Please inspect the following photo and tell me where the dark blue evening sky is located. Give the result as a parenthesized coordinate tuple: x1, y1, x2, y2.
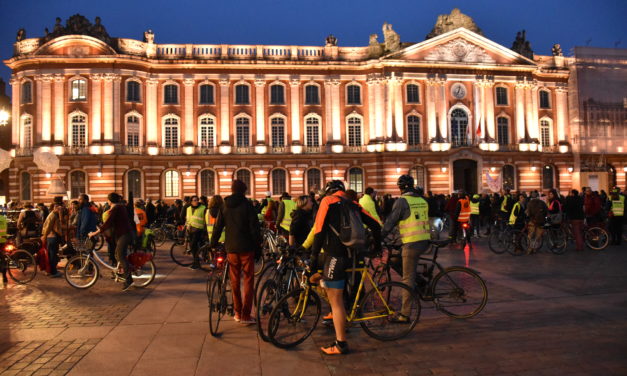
(1, 0, 626, 93)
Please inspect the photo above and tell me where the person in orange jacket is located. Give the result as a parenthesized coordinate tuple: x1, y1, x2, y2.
(134, 201, 148, 237)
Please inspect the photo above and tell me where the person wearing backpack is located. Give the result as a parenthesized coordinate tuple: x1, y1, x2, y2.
(309, 180, 382, 355)
(381, 175, 430, 322)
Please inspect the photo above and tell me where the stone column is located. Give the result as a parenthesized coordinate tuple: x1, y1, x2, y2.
(53, 74, 65, 144)
(484, 80, 495, 140)
(145, 78, 159, 145)
(90, 74, 102, 143)
(524, 84, 534, 140)
(555, 85, 567, 143)
(366, 76, 376, 143)
(35, 75, 43, 144)
(324, 80, 333, 142)
(10, 77, 19, 148)
(374, 78, 384, 140)
(41, 74, 52, 143)
(425, 78, 438, 141)
(515, 82, 526, 141)
(331, 80, 341, 143)
(530, 84, 540, 140)
(112, 75, 121, 144)
(103, 74, 114, 143)
(219, 78, 230, 145)
(437, 77, 448, 140)
(254, 79, 266, 147)
(183, 78, 195, 146)
(290, 79, 301, 146)
(393, 76, 404, 139)
(473, 81, 483, 140)
(385, 78, 394, 140)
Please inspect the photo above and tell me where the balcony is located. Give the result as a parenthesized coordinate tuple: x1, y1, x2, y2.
(269, 146, 287, 154)
(233, 146, 253, 154)
(196, 146, 217, 155)
(303, 145, 324, 154)
(497, 144, 520, 152)
(65, 146, 89, 155)
(345, 145, 367, 153)
(122, 146, 144, 155)
(15, 148, 33, 157)
(159, 147, 182, 156)
(406, 144, 429, 152)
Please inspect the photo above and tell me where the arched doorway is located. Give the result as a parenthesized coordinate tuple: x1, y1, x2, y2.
(453, 159, 478, 194)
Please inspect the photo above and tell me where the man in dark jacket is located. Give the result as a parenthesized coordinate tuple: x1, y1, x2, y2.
(145, 199, 156, 226)
(76, 194, 98, 240)
(210, 180, 262, 325)
(564, 189, 585, 251)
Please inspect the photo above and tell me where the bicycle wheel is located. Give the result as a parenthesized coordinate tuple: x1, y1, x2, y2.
(131, 260, 156, 287)
(170, 242, 193, 267)
(254, 263, 277, 307)
(432, 267, 488, 319)
(505, 230, 526, 256)
(267, 287, 321, 349)
(94, 234, 105, 251)
(254, 255, 265, 276)
(547, 228, 567, 255)
(153, 228, 167, 247)
(488, 231, 507, 254)
(358, 281, 420, 341)
(585, 227, 609, 251)
(7, 250, 37, 284)
(256, 279, 281, 342)
(145, 238, 157, 257)
(208, 276, 227, 337)
(64, 255, 99, 289)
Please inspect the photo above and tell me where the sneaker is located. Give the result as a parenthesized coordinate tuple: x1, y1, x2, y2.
(322, 312, 333, 326)
(321, 340, 349, 355)
(388, 313, 410, 324)
(189, 263, 201, 270)
(240, 317, 256, 325)
(122, 279, 133, 291)
(49, 272, 62, 278)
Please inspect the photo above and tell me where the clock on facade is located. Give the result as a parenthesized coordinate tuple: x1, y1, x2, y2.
(451, 83, 467, 99)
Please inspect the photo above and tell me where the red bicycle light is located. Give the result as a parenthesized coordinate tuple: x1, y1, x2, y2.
(5, 244, 15, 252)
(216, 256, 224, 263)
(462, 223, 469, 229)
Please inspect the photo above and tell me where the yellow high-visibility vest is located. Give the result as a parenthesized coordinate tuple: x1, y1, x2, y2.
(0, 215, 7, 244)
(205, 211, 225, 242)
(470, 201, 480, 215)
(359, 194, 381, 224)
(509, 202, 521, 225)
(279, 199, 297, 231)
(186, 205, 206, 230)
(611, 196, 625, 217)
(398, 196, 430, 244)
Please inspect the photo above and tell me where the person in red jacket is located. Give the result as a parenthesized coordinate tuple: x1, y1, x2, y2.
(583, 188, 603, 227)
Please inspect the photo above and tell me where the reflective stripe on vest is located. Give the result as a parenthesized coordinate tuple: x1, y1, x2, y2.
(458, 199, 471, 222)
(186, 205, 206, 229)
(398, 196, 430, 244)
(280, 199, 297, 231)
(206, 214, 225, 242)
(509, 202, 521, 225)
(470, 201, 480, 215)
(0, 215, 7, 244)
(611, 196, 625, 216)
(500, 195, 510, 212)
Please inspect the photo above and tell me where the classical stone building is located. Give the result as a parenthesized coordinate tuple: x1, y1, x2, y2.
(4, 10, 590, 202)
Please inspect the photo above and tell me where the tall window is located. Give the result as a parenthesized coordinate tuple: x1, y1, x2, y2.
(347, 116, 362, 147)
(542, 165, 555, 189)
(502, 165, 515, 191)
(70, 79, 87, 101)
(450, 109, 468, 147)
(126, 115, 140, 147)
(200, 170, 216, 196)
(348, 167, 364, 193)
(305, 85, 319, 105)
(235, 169, 251, 194)
(199, 84, 214, 105)
(235, 84, 249, 104)
(346, 84, 361, 105)
(71, 114, 86, 147)
(271, 169, 287, 195)
(407, 115, 421, 145)
(164, 84, 178, 104)
(540, 119, 552, 147)
(199, 116, 215, 148)
(271, 117, 285, 147)
(164, 117, 179, 148)
(409, 166, 426, 189)
(126, 81, 141, 102)
(164, 170, 180, 197)
(22, 116, 32, 148)
(21, 81, 32, 104)
(495, 87, 508, 105)
(306, 168, 321, 193)
(539, 90, 551, 109)
(305, 117, 320, 146)
(406, 84, 419, 103)
(236, 117, 250, 147)
(497, 117, 509, 145)
(70, 171, 86, 199)
(270, 84, 285, 105)
(127, 170, 142, 199)
(20, 172, 31, 201)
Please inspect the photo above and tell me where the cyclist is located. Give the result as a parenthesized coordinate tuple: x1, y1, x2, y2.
(381, 175, 430, 321)
(134, 200, 148, 238)
(525, 193, 548, 254)
(206, 195, 225, 244)
(469, 194, 481, 237)
(500, 189, 514, 221)
(276, 192, 296, 238)
(76, 194, 98, 241)
(456, 192, 472, 246)
(41, 203, 64, 277)
(288, 195, 314, 247)
(608, 188, 624, 245)
(309, 180, 381, 355)
(359, 187, 382, 224)
(564, 189, 585, 252)
(186, 195, 207, 270)
(0, 211, 8, 283)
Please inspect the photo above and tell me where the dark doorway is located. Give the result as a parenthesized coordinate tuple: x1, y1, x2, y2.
(453, 159, 478, 194)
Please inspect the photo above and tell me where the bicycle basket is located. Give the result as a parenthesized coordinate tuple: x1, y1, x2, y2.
(128, 251, 153, 268)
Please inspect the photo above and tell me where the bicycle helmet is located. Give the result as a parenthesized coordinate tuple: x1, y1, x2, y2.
(397, 174, 414, 191)
(324, 180, 345, 194)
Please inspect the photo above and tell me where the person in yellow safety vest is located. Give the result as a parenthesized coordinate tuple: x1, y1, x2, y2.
(509, 194, 527, 229)
(206, 195, 226, 243)
(608, 188, 625, 245)
(381, 175, 430, 322)
(469, 194, 481, 237)
(276, 192, 296, 237)
(359, 187, 382, 224)
(260, 192, 273, 216)
(186, 195, 207, 269)
(500, 189, 513, 220)
(456, 193, 472, 246)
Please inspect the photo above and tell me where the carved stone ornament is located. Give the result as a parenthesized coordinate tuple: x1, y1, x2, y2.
(426, 8, 483, 39)
(117, 38, 146, 56)
(425, 38, 495, 63)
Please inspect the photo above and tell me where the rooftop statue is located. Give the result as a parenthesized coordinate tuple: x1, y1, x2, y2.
(382, 22, 401, 52)
(16, 28, 25, 42)
(40, 14, 113, 46)
(425, 8, 483, 39)
(511, 30, 534, 60)
(552, 43, 563, 57)
(325, 34, 338, 47)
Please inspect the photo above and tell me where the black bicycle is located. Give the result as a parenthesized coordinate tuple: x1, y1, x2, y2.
(207, 248, 232, 337)
(1, 238, 37, 284)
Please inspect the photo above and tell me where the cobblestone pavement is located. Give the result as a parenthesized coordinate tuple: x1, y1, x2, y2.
(2, 240, 627, 376)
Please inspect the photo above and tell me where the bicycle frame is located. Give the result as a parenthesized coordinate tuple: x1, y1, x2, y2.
(345, 267, 395, 322)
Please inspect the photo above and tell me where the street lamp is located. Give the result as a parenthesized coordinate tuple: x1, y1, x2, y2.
(0, 109, 9, 126)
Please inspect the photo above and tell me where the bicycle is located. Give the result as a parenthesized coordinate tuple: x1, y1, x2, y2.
(253, 227, 290, 304)
(150, 220, 184, 247)
(266, 259, 421, 349)
(488, 225, 526, 256)
(170, 231, 212, 269)
(373, 239, 488, 319)
(487, 218, 510, 254)
(207, 248, 232, 337)
(562, 220, 609, 251)
(1, 238, 37, 284)
(64, 238, 157, 289)
(520, 219, 567, 255)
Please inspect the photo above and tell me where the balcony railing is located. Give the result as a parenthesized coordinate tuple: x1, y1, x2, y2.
(406, 144, 429, 152)
(345, 145, 367, 153)
(233, 146, 253, 154)
(65, 146, 88, 155)
(498, 144, 520, 152)
(270, 146, 287, 154)
(196, 146, 217, 155)
(159, 147, 181, 156)
(15, 148, 33, 156)
(541, 145, 559, 153)
(122, 146, 144, 154)
(303, 145, 324, 154)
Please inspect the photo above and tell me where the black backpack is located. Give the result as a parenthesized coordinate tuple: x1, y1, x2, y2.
(329, 198, 366, 249)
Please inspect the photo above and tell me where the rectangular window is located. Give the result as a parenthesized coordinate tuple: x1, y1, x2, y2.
(270, 85, 285, 105)
(164, 85, 178, 104)
(165, 171, 179, 197)
(271, 125, 285, 147)
(541, 124, 551, 147)
(348, 168, 363, 193)
(165, 126, 178, 148)
(306, 125, 319, 147)
(306, 169, 321, 193)
(235, 85, 249, 105)
(497, 118, 509, 145)
(127, 81, 141, 102)
(236, 121, 249, 147)
(199, 85, 214, 105)
(496, 87, 508, 106)
(407, 116, 420, 145)
(200, 126, 214, 147)
(347, 85, 361, 105)
(272, 170, 286, 195)
(72, 124, 86, 147)
(23, 118, 32, 148)
(21, 82, 32, 104)
(71, 80, 87, 101)
(305, 85, 319, 105)
(540, 91, 551, 109)
(406, 84, 419, 103)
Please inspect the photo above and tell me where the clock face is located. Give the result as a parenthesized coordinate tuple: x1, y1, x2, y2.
(451, 83, 466, 99)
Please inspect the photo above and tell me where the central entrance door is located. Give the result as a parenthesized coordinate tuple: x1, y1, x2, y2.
(453, 159, 478, 194)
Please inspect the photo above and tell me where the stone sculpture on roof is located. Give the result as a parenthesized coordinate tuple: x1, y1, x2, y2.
(425, 8, 483, 39)
(325, 34, 338, 47)
(511, 30, 534, 60)
(382, 22, 401, 53)
(40, 14, 113, 46)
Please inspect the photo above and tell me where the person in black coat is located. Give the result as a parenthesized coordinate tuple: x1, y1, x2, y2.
(564, 189, 585, 251)
(289, 195, 314, 247)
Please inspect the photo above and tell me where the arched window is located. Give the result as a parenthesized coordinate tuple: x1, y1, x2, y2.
(199, 169, 216, 197)
(539, 90, 551, 109)
(126, 80, 141, 102)
(347, 116, 362, 147)
(235, 84, 250, 105)
(407, 115, 421, 145)
(235, 169, 251, 195)
(164, 170, 180, 197)
(127, 170, 142, 199)
(21, 115, 32, 148)
(406, 84, 420, 103)
(69, 171, 86, 199)
(540, 119, 552, 147)
(450, 108, 469, 147)
(542, 165, 555, 189)
(70, 78, 87, 101)
(348, 167, 364, 193)
(21, 81, 32, 104)
(270, 84, 285, 105)
(409, 166, 426, 190)
(199, 84, 214, 105)
(235, 117, 250, 147)
(164, 84, 178, 104)
(163, 116, 179, 148)
(20, 171, 31, 201)
(70, 113, 87, 147)
(306, 168, 322, 193)
(304, 84, 319, 105)
(271, 169, 287, 195)
(270, 117, 285, 147)
(198, 115, 215, 148)
(346, 84, 361, 105)
(126, 115, 140, 147)
(497, 117, 509, 145)
(502, 165, 515, 191)
(305, 116, 320, 147)
(495, 87, 508, 106)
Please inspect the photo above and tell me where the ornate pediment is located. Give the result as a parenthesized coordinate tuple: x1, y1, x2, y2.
(424, 38, 495, 63)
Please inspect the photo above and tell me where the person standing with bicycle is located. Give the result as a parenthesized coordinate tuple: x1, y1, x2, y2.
(186, 196, 207, 270)
(41, 203, 65, 277)
(564, 189, 585, 251)
(381, 175, 430, 320)
(608, 188, 624, 245)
